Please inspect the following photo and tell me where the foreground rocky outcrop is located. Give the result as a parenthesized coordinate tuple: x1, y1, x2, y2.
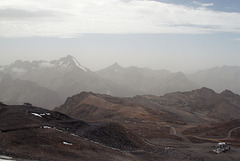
(1, 88, 240, 161)
(57, 87, 240, 127)
(0, 104, 145, 161)
(56, 88, 240, 150)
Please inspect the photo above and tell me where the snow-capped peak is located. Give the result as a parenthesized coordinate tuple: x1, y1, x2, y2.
(71, 56, 87, 72)
(55, 55, 88, 72)
(0, 56, 89, 78)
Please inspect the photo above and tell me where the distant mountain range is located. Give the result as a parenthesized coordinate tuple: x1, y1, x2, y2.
(97, 63, 199, 95)
(187, 66, 240, 94)
(0, 55, 239, 108)
(0, 71, 62, 109)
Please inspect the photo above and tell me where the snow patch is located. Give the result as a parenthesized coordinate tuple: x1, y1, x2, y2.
(63, 141, 73, 146)
(58, 61, 64, 66)
(60, 62, 70, 68)
(71, 133, 79, 137)
(0, 155, 15, 161)
(43, 126, 52, 129)
(72, 57, 87, 72)
(63, 62, 70, 68)
(31, 113, 42, 118)
(31, 113, 51, 118)
(11, 67, 26, 74)
(55, 128, 64, 132)
(42, 126, 64, 132)
(39, 61, 54, 68)
(54, 61, 70, 68)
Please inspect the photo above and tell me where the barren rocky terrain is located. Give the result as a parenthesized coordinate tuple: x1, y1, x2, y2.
(1, 88, 240, 160)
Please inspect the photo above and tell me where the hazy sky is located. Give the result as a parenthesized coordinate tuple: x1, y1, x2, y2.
(0, 0, 240, 73)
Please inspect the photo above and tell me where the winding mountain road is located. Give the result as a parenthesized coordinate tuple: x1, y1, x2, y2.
(225, 127, 240, 139)
(187, 126, 240, 142)
(153, 122, 240, 143)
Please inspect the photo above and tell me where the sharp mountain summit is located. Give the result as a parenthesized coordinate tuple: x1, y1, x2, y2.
(0, 55, 239, 109)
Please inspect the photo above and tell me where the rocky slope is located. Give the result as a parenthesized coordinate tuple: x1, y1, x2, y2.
(150, 87, 240, 121)
(56, 88, 240, 144)
(1, 89, 240, 160)
(57, 88, 240, 125)
(55, 88, 240, 160)
(0, 104, 145, 161)
(187, 66, 240, 94)
(0, 71, 62, 109)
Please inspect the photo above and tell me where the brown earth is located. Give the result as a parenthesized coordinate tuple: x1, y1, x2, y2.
(55, 88, 240, 160)
(1, 88, 240, 160)
(56, 88, 240, 142)
(0, 105, 146, 161)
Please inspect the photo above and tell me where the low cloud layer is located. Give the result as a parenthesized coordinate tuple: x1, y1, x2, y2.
(0, 0, 240, 37)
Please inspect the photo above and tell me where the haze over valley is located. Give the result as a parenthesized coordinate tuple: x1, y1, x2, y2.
(1, 56, 240, 161)
(0, 55, 240, 109)
(0, 0, 240, 160)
